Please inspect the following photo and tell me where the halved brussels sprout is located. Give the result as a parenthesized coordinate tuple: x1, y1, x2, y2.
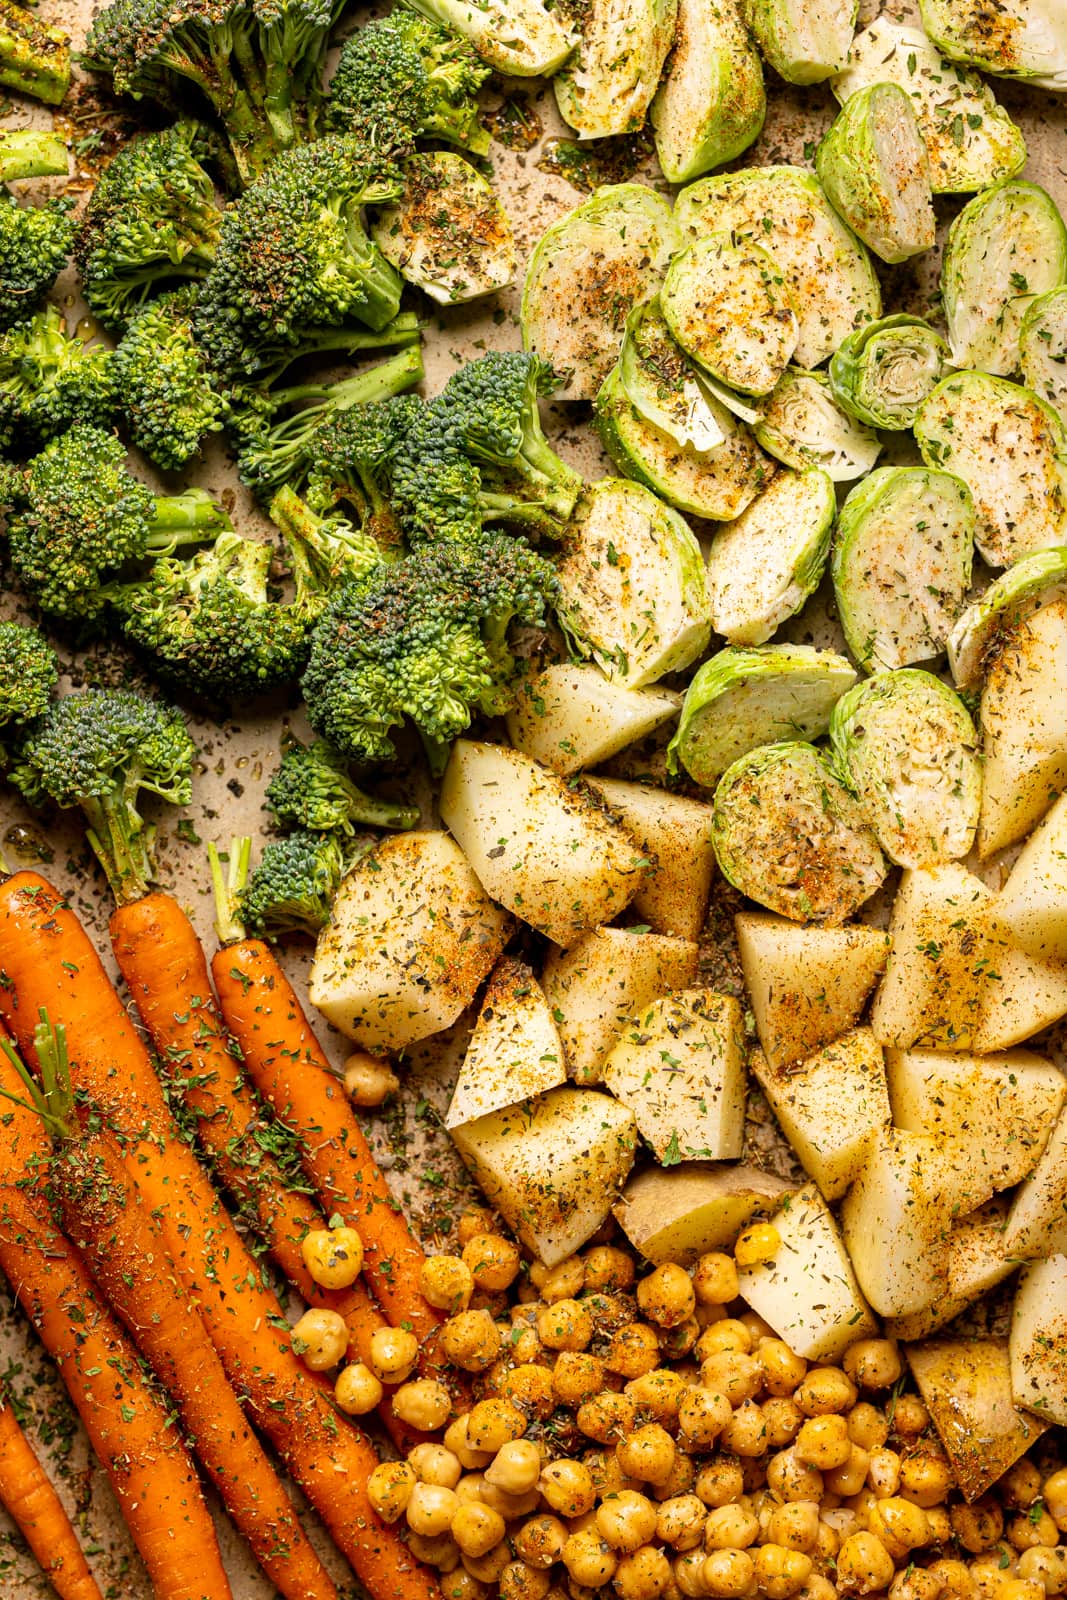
(522, 185, 681, 401)
(915, 372, 1067, 568)
(919, 0, 1067, 90)
(619, 303, 730, 451)
(407, 0, 574, 75)
(815, 84, 934, 265)
(1021, 288, 1067, 418)
(705, 467, 835, 645)
(832, 466, 975, 673)
(743, 0, 858, 84)
(372, 154, 515, 305)
(674, 166, 881, 368)
(554, 0, 677, 140)
(556, 478, 712, 686)
(831, 18, 1026, 194)
(661, 235, 799, 398)
(830, 670, 981, 869)
(754, 369, 881, 481)
(948, 547, 1067, 689)
(668, 644, 857, 789)
(711, 741, 888, 924)
(941, 180, 1067, 378)
(650, 0, 765, 185)
(829, 315, 953, 431)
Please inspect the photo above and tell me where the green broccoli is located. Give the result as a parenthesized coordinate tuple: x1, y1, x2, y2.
(0, 620, 58, 752)
(73, 124, 223, 330)
(326, 12, 489, 157)
(238, 828, 348, 938)
(391, 351, 582, 545)
(0, 133, 73, 335)
(0, 306, 116, 450)
(0, 1, 71, 105)
(113, 288, 228, 472)
(7, 423, 230, 625)
(304, 394, 421, 547)
(0, 131, 70, 184)
(270, 485, 388, 625)
(266, 736, 418, 833)
(301, 532, 557, 768)
(12, 688, 195, 904)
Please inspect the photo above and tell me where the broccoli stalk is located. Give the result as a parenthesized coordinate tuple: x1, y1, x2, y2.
(326, 12, 489, 156)
(266, 737, 417, 833)
(0, 130, 69, 183)
(0, 0, 71, 106)
(0, 305, 116, 450)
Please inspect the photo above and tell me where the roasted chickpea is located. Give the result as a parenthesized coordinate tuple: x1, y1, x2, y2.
(466, 1399, 527, 1453)
(927, 1560, 976, 1600)
(583, 1245, 635, 1292)
(655, 1453, 697, 1503)
(369, 1461, 416, 1522)
(608, 1324, 664, 1380)
(439, 1570, 489, 1600)
(794, 1369, 857, 1416)
(675, 1549, 711, 1599)
(335, 1361, 383, 1415)
(757, 1340, 807, 1397)
(461, 1233, 521, 1293)
(462, 1544, 511, 1584)
(734, 1224, 781, 1268)
(899, 1453, 953, 1508)
(408, 1484, 460, 1537)
(618, 1425, 677, 1487)
(836, 1532, 896, 1595)
(502, 1364, 556, 1420)
(344, 1052, 400, 1106)
(586, 1448, 642, 1500)
(721, 1402, 770, 1459)
(694, 1253, 739, 1306)
(796, 1414, 851, 1471)
(291, 1308, 348, 1371)
(951, 1501, 1005, 1554)
(696, 1460, 745, 1508)
(578, 1392, 638, 1445)
(890, 1396, 929, 1437)
(536, 1256, 586, 1304)
(1044, 1468, 1067, 1532)
(927, 1507, 952, 1545)
(702, 1352, 764, 1408)
(868, 1448, 902, 1499)
(301, 1225, 364, 1289)
(678, 1387, 732, 1450)
(802, 1577, 838, 1600)
(657, 1495, 707, 1552)
(869, 1498, 931, 1560)
(451, 1502, 506, 1559)
(368, 1326, 419, 1383)
(553, 1351, 605, 1408)
(638, 1265, 697, 1329)
(890, 1572, 943, 1600)
(1001, 1462, 1043, 1511)
(409, 1444, 462, 1489)
(702, 1549, 755, 1598)
(767, 1502, 820, 1554)
(409, 1534, 461, 1572)
(1017, 1548, 1067, 1594)
(444, 1416, 493, 1472)
(457, 1209, 496, 1248)
(697, 1321, 753, 1360)
(441, 1311, 502, 1373)
(705, 1505, 759, 1551)
(849, 1404, 890, 1452)
(499, 1563, 552, 1600)
(754, 1545, 812, 1599)
(627, 1368, 686, 1424)
(766, 1449, 824, 1504)
(538, 1299, 593, 1352)
(394, 1380, 453, 1431)
(754, 1397, 799, 1450)
(484, 1438, 540, 1496)
(1009, 1510, 1059, 1552)
(844, 1341, 903, 1393)
(998, 1582, 1044, 1600)
(541, 1459, 596, 1519)
(662, 1318, 702, 1362)
(615, 1546, 673, 1600)
(422, 1254, 474, 1313)
(514, 1515, 569, 1570)
(596, 1490, 659, 1552)
(826, 1445, 870, 1500)
(562, 1528, 618, 1587)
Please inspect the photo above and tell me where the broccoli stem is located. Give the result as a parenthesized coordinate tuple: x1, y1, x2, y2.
(0, 0, 70, 105)
(148, 489, 233, 545)
(81, 791, 156, 906)
(0, 129, 68, 182)
(208, 835, 251, 945)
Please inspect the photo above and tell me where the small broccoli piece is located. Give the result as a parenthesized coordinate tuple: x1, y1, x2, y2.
(0, 203, 73, 336)
(0, 620, 58, 749)
(7, 423, 230, 625)
(0, 0, 71, 106)
(326, 12, 489, 156)
(113, 288, 228, 472)
(270, 485, 388, 630)
(0, 131, 69, 184)
(392, 350, 583, 545)
(12, 687, 195, 904)
(0, 306, 116, 450)
(266, 736, 418, 833)
(239, 828, 347, 938)
(74, 124, 223, 330)
(302, 532, 557, 767)
(304, 393, 421, 548)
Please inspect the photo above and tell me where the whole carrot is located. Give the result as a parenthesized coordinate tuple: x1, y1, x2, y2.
(0, 1396, 103, 1600)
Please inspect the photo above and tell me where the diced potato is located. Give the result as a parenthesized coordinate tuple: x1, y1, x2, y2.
(308, 831, 510, 1051)
(973, 940, 1067, 1052)
(614, 1163, 795, 1264)
(1004, 1100, 1067, 1259)
(886, 1200, 1017, 1341)
(587, 778, 716, 941)
(751, 1029, 890, 1201)
(736, 912, 889, 1069)
(451, 1088, 637, 1266)
(978, 599, 1067, 859)
(907, 1338, 1051, 1502)
(602, 990, 746, 1163)
(993, 791, 1067, 962)
(439, 740, 648, 947)
(542, 926, 700, 1085)
(840, 1129, 958, 1317)
(869, 864, 992, 1051)
(1010, 1256, 1067, 1426)
(445, 957, 567, 1129)
(736, 1183, 878, 1361)
(506, 663, 682, 777)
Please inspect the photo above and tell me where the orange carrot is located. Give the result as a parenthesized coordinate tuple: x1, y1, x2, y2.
(0, 1397, 103, 1600)
(0, 871, 438, 1600)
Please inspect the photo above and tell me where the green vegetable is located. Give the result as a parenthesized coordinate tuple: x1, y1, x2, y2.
(304, 394, 422, 542)
(919, 0, 1067, 90)
(947, 547, 1067, 689)
(661, 234, 798, 397)
(618, 302, 734, 451)
(0, 306, 115, 450)
(743, 0, 857, 83)
(0, 130, 69, 182)
(240, 830, 348, 939)
(829, 315, 952, 431)
(269, 485, 386, 621)
(554, 0, 676, 139)
(815, 83, 934, 265)
(1020, 288, 1067, 418)
(113, 288, 228, 473)
(371, 152, 515, 305)
(0, 142, 73, 334)
(705, 467, 835, 645)
(0, 622, 58, 748)
(650, 0, 764, 185)
(754, 369, 880, 480)
(404, 0, 573, 76)
(266, 739, 418, 834)
(0, 0, 70, 105)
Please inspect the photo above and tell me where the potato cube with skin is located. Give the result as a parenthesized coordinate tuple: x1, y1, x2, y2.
(602, 990, 746, 1163)
(439, 740, 649, 948)
(613, 1163, 795, 1265)
(751, 1029, 890, 1201)
(586, 779, 716, 942)
(506, 663, 682, 777)
(736, 1183, 877, 1362)
(840, 1128, 960, 1318)
(993, 791, 1067, 963)
(869, 863, 993, 1052)
(736, 913, 889, 1070)
(1010, 1255, 1067, 1426)
(978, 599, 1067, 860)
(308, 831, 510, 1051)
(542, 927, 700, 1085)
(445, 957, 567, 1130)
(449, 1087, 637, 1267)
(1004, 1099, 1067, 1260)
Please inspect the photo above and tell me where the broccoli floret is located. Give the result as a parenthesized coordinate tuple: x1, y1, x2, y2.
(0, 305, 116, 451)
(194, 136, 404, 382)
(0, 130, 73, 333)
(7, 423, 230, 625)
(12, 688, 195, 904)
(302, 532, 557, 768)
(326, 12, 489, 157)
(0, 620, 58, 748)
(238, 828, 347, 938)
(270, 485, 388, 631)
(392, 351, 582, 545)
(113, 288, 228, 472)
(112, 528, 309, 700)
(266, 736, 418, 833)
(0, 1, 71, 106)
(73, 124, 223, 330)
(304, 394, 421, 548)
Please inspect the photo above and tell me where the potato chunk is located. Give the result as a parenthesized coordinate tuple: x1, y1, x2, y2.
(587, 778, 716, 941)
(1004, 1100, 1067, 1259)
(870, 864, 990, 1050)
(445, 957, 566, 1129)
(1010, 1256, 1067, 1426)
(978, 599, 1067, 859)
(908, 1338, 1050, 1502)
(507, 662, 681, 777)
(994, 790, 1067, 962)
(887, 1200, 1017, 1341)
(840, 1128, 960, 1317)
(614, 1163, 795, 1264)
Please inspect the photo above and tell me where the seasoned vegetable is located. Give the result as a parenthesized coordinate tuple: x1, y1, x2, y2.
(554, 0, 676, 140)
(754, 369, 880, 480)
(507, 663, 682, 777)
(915, 372, 1067, 567)
(832, 466, 975, 673)
(650, 0, 764, 185)
(752, 1046, 889, 1203)
(829, 315, 952, 431)
(815, 84, 934, 264)
(522, 184, 680, 400)
(446, 957, 566, 1129)
(829, 669, 981, 869)
(618, 302, 734, 451)
(705, 467, 835, 645)
(371, 153, 515, 305)
(940, 180, 1067, 377)
(584, 777, 716, 941)
(1020, 286, 1067, 417)
(977, 598, 1067, 860)
(674, 166, 880, 367)
(661, 235, 797, 397)
(668, 643, 856, 789)
(919, 0, 1067, 90)
(948, 546, 1067, 688)
(405, 0, 573, 76)
(711, 741, 887, 924)
(744, 0, 857, 84)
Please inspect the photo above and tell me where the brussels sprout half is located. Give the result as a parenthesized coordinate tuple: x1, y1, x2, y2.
(711, 741, 887, 924)
(661, 234, 799, 397)
(651, 0, 765, 186)
(554, 0, 677, 140)
(832, 466, 975, 674)
(406, 0, 574, 75)
(706, 467, 836, 646)
(941, 180, 1067, 378)
(1021, 287, 1067, 419)
(668, 643, 857, 789)
(831, 18, 1026, 195)
(674, 166, 880, 368)
(815, 84, 934, 266)
(619, 302, 731, 451)
(829, 315, 953, 431)
(372, 153, 515, 306)
(744, 0, 858, 84)
(522, 185, 681, 401)
(919, 0, 1067, 91)
(948, 546, 1067, 689)
(754, 369, 881, 481)
(830, 669, 981, 870)
(915, 372, 1067, 568)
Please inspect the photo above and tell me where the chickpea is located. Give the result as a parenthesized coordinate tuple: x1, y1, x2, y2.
(538, 1299, 593, 1353)
(587, 1448, 643, 1500)
(444, 1416, 493, 1472)
(678, 1387, 732, 1450)
(484, 1438, 540, 1495)
(722, 1402, 770, 1459)
(657, 1495, 707, 1552)
(421, 1255, 474, 1313)
(441, 1311, 502, 1373)
(451, 1502, 506, 1560)
(1009, 1510, 1059, 1552)
(844, 1341, 903, 1393)
(754, 1546, 812, 1599)
(890, 1571, 942, 1600)
(368, 1460, 416, 1522)
(696, 1461, 744, 1508)
(869, 1498, 931, 1560)
(766, 1450, 824, 1505)
(541, 1459, 596, 1519)
(662, 1318, 702, 1362)
(394, 1380, 453, 1431)
(767, 1503, 820, 1555)
(702, 1352, 764, 1408)
(410, 1533, 461, 1572)
(850, 1404, 890, 1452)
(1017, 1548, 1067, 1594)
(616, 1547, 673, 1600)
(826, 1446, 870, 1500)
(335, 1361, 383, 1415)
(675, 1549, 712, 1598)
(409, 1444, 462, 1488)
(638, 1265, 697, 1329)
(515, 1515, 569, 1570)
(301, 1224, 364, 1290)
(757, 1340, 807, 1397)
(500, 1563, 552, 1600)
(795, 1369, 858, 1416)
(510, 1318, 544, 1363)
(608, 1324, 664, 1380)
(597, 1490, 660, 1552)
(927, 1507, 952, 1545)
(462, 1233, 521, 1294)
(562, 1528, 618, 1588)
(836, 1532, 897, 1595)
(928, 1561, 976, 1600)
(803, 1577, 838, 1600)
(552, 1351, 604, 1408)
(627, 1368, 686, 1424)
(618, 1424, 677, 1487)
(440, 1571, 489, 1600)
(706, 1505, 759, 1551)
(869, 1449, 903, 1499)
(458, 1209, 496, 1247)
(578, 1392, 638, 1445)
(702, 1550, 755, 1598)
(815, 1518, 841, 1565)
(952, 1501, 1005, 1555)
(655, 1454, 697, 1503)
(579, 1244, 632, 1292)
(972, 1553, 1015, 1600)
(1001, 1463, 1043, 1511)
(733, 1223, 780, 1268)
(482, 1480, 541, 1520)
(462, 1544, 511, 1584)
(407, 1484, 461, 1538)
(891, 1396, 929, 1437)
(762, 1398, 803, 1450)
(698, 1321, 754, 1360)
(536, 1256, 586, 1303)
(291, 1308, 348, 1371)
(899, 1454, 954, 1508)
(694, 1253, 739, 1306)
(502, 1364, 556, 1420)
(1044, 1469, 1067, 1532)
(344, 1051, 400, 1106)
(796, 1414, 851, 1471)
(999, 1583, 1045, 1600)
(368, 1326, 418, 1383)
(466, 1399, 526, 1453)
